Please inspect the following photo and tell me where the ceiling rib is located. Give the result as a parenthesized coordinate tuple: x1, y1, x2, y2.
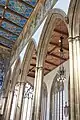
(48, 46, 57, 54)
(54, 28, 68, 36)
(30, 63, 36, 67)
(44, 68, 51, 71)
(27, 74, 35, 78)
(32, 57, 36, 60)
(50, 42, 69, 51)
(45, 60, 58, 66)
(47, 52, 67, 61)
(29, 69, 35, 72)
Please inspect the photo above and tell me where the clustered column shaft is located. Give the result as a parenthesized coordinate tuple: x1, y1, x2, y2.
(32, 66, 43, 120)
(69, 36, 80, 120)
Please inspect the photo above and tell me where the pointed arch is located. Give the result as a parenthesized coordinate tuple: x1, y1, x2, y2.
(20, 39, 36, 83)
(68, 0, 80, 37)
(36, 8, 68, 69)
(32, 8, 69, 120)
(10, 57, 21, 91)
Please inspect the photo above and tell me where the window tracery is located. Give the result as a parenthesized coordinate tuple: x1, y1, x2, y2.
(21, 83, 33, 120)
(51, 74, 65, 120)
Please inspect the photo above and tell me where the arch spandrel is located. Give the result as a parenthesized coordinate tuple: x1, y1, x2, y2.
(36, 8, 68, 68)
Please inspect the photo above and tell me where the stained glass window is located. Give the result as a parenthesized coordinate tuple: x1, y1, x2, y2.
(5, 11, 27, 27)
(8, 0, 33, 18)
(1, 21, 22, 35)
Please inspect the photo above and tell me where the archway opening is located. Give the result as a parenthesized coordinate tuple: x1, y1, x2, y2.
(44, 18, 69, 76)
(43, 18, 69, 120)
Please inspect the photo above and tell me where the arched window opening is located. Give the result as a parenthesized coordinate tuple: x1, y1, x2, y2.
(21, 82, 47, 120)
(21, 83, 33, 120)
(51, 74, 65, 120)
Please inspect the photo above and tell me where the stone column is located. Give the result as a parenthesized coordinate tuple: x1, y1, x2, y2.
(29, 98, 33, 120)
(4, 91, 14, 120)
(1, 96, 7, 115)
(76, 36, 80, 119)
(14, 82, 25, 120)
(21, 96, 29, 120)
(68, 38, 75, 120)
(32, 66, 43, 120)
(69, 37, 80, 120)
(73, 37, 79, 120)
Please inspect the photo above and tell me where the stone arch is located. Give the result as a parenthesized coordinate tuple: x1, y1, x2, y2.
(68, 0, 80, 37)
(33, 8, 69, 120)
(68, 1, 80, 119)
(68, 76, 70, 120)
(41, 82, 48, 120)
(3, 70, 11, 89)
(36, 8, 68, 68)
(68, 0, 77, 37)
(72, 0, 80, 37)
(11, 57, 21, 91)
(20, 39, 35, 83)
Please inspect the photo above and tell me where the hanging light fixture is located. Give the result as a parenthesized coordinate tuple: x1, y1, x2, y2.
(57, 36, 66, 82)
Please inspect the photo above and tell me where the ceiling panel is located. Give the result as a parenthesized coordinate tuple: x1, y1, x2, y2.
(4, 11, 27, 27)
(1, 21, 22, 35)
(8, 0, 33, 18)
(0, 0, 6, 6)
(0, 8, 4, 17)
(23, 0, 37, 6)
(0, 0, 38, 48)
(0, 28, 17, 41)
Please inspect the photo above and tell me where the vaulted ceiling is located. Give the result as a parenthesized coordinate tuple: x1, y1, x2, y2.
(0, 0, 38, 49)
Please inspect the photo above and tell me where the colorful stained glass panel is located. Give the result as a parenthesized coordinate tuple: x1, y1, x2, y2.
(5, 11, 26, 27)
(0, 0, 6, 6)
(0, 8, 3, 17)
(8, 0, 33, 18)
(23, 0, 37, 6)
(0, 29, 17, 41)
(1, 21, 22, 35)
